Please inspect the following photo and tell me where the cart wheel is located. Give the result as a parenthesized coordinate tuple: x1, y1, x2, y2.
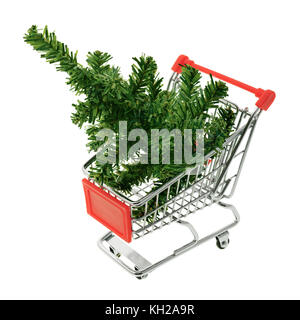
(136, 274, 148, 280)
(134, 266, 148, 280)
(216, 231, 230, 249)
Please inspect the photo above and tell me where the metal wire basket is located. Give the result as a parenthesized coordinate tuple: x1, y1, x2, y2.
(82, 55, 275, 279)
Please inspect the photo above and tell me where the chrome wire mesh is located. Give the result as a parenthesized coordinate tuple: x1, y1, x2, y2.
(129, 106, 252, 239)
(82, 67, 257, 241)
(83, 100, 254, 241)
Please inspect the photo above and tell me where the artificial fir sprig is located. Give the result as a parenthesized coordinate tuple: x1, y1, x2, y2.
(24, 25, 92, 94)
(24, 25, 237, 201)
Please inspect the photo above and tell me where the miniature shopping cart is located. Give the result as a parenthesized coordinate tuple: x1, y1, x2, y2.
(82, 55, 275, 279)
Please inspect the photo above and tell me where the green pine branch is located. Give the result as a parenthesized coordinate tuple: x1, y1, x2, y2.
(25, 25, 237, 208)
(24, 25, 92, 94)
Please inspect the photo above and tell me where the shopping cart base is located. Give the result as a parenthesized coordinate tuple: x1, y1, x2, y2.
(97, 201, 240, 279)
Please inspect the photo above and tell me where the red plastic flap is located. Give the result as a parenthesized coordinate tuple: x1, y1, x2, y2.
(82, 179, 132, 242)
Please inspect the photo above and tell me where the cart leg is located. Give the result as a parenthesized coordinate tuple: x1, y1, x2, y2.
(96, 201, 240, 279)
(214, 201, 240, 249)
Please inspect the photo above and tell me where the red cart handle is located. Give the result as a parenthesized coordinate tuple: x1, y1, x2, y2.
(172, 55, 275, 111)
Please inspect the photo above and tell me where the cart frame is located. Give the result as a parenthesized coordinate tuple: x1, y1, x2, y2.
(82, 55, 275, 279)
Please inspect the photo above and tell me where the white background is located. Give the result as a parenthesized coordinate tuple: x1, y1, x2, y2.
(0, 0, 299, 300)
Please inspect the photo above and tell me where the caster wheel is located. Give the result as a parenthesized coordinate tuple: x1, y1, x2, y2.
(216, 238, 230, 249)
(136, 274, 148, 280)
(216, 231, 230, 249)
(134, 266, 148, 280)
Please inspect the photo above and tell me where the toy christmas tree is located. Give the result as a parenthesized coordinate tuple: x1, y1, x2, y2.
(24, 25, 236, 206)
